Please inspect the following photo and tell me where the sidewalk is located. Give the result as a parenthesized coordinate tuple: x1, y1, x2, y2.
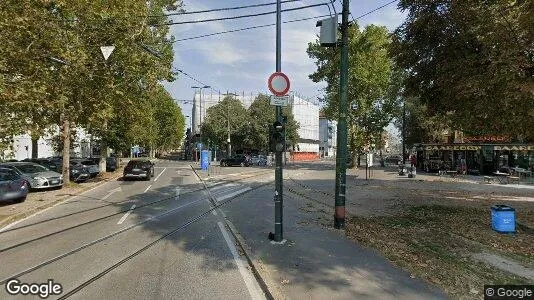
(221, 181, 446, 299)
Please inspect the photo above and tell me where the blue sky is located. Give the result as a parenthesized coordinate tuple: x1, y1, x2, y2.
(162, 0, 407, 126)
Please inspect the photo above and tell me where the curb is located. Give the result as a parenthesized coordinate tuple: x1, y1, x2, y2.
(0, 171, 123, 232)
(189, 165, 275, 300)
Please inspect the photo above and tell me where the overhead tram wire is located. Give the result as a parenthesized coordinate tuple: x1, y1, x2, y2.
(172, 0, 402, 43)
(152, 3, 330, 26)
(149, 0, 303, 17)
(172, 68, 222, 95)
(350, 0, 399, 24)
(173, 14, 335, 43)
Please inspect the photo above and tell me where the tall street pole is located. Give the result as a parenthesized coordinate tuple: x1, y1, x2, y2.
(334, 0, 350, 229)
(274, 0, 284, 242)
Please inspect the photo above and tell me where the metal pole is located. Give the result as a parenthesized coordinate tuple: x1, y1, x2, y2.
(402, 99, 406, 166)
(334, 0, 349, 229)
(199, 89, 202, 153)
(274, 0, 284, 242)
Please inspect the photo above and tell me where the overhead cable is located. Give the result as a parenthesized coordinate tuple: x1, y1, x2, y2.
(153, 3, 329, 26)
(150, 0, 303, 17)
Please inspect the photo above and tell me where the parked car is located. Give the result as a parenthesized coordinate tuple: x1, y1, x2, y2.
(250, 155, 267, 166)
(78, 159, 100, 178)
(23, 158, 61, 173)
(68, 160, 91, 182)
(123, 159, 154, 181)
(0, 162, 63, 190)
(220, 155, 250, 167)
(106, 156, 118, 172)
(0, 167, 29, 203)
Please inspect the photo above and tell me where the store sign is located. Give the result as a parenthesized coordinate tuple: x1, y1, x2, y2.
(424, 145, 534, 151)
(494, 145, 534, 151)
(463, 135, 511, 143)
(424, 145, 482, 151)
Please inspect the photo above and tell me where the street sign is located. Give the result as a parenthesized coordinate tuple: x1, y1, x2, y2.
(270, 95, 290, 106)
(268, 72, 290, 96)
(100, 46, 115, 61)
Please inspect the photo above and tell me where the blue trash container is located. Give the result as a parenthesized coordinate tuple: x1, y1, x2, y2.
(491, 205, 516, 233)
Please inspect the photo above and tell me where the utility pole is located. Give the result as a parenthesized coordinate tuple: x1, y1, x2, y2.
(192, 85, 210, 154)
(274, 0, 284, 242)
(334, 0, 350, 229)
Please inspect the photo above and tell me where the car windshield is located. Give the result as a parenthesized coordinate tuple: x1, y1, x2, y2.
(0, 170, 19, 181)
(16, 164, 49, 174)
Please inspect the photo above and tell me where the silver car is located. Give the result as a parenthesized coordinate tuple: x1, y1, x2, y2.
(0, 168, 29, 203)
(0, 162, 63, 190)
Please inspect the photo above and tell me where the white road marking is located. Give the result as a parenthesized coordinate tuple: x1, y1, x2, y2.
(101, 187, 122, 200)
(212, 210, 218, 216)
(210, 182, 240, 192)
(217, 222, 264, 300)
(154, 167, 166, 182)
(215, 187, 252, 202)
(143, 185, 152, 193)
(117, 205, 136, 224)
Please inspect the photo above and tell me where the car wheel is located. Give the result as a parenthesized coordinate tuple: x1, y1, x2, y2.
(16, 196, 26, 203)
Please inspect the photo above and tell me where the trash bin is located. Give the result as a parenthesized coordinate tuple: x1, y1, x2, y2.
(491, 205, 516, 233)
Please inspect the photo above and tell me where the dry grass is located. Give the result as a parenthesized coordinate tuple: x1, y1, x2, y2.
(346, 204, 533, 299)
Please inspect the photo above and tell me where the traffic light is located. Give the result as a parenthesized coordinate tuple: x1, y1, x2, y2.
(272, 121, 285, 152)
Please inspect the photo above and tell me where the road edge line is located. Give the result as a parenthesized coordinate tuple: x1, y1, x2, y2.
(190, 165, 275, 300)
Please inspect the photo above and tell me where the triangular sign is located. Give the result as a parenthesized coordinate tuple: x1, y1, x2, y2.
(100, 46, 115, 61)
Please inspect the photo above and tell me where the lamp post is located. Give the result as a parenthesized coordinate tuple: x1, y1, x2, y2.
(191, 85, 210, 152)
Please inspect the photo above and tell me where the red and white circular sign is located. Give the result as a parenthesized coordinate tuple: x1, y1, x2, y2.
(268, 72, 290, 96)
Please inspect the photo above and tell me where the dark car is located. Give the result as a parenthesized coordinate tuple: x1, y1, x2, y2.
(123, 159, 154, 181)
(79, 159, 100, 178)
(106, 156, 118, 172)
(220, 155, 250, 167)
(68, 160, 91, 182)
(0, 168, 29, 203)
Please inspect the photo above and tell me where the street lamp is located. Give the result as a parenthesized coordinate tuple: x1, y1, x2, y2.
(191, 85, 210, 152)
(185, 115, 191, 130)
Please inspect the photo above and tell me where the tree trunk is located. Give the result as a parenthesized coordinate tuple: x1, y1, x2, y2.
(61, 115, 70, 185)
(31, 136, 38, 159)
(99, 120, 108, 174)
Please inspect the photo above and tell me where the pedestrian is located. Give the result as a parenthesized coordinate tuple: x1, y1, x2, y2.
(410, 153, 417, 168)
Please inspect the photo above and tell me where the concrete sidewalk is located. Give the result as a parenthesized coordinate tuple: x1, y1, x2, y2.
(221, 182, 446, 299)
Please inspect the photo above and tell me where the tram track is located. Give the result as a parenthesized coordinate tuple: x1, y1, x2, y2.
(0, 168, 273, 299)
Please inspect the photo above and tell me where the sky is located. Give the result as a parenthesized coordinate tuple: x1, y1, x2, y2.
(161, 0, 408, 132)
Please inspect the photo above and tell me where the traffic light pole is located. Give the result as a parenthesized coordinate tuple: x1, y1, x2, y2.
(274, 0, 284, 242)
(334, 0, 349, 229)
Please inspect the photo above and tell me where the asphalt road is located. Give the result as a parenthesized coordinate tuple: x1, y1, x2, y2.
(0, 160, 269, 300)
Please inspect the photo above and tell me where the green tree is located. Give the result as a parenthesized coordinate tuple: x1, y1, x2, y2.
(391, 0, 534, 141)
(308, 24, 399, 167)
(0, 0, 179, 181)
(201, 96, 249, 153)
(248, 94, 299, 152)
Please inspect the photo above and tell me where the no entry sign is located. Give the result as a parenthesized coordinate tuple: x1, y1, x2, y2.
(268, 72, 290, 96)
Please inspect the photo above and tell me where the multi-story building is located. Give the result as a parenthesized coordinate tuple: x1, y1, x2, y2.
(319, 114, 337, 158)
(190, 91, 320, 161)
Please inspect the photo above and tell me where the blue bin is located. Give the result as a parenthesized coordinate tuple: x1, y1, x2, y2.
(491, 205, 516, 233)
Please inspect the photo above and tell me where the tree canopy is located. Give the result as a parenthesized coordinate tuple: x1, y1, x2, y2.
(200, 94, 300, 153)
(307, 24, 400, 163)
(391, 0, 534, 141)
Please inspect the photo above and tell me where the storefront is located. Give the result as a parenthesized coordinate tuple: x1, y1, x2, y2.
(416, 144, 534, 175)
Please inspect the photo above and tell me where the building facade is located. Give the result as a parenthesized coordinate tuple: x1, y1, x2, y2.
(319, 116, 337, 158)
(190, 91, 320, 161)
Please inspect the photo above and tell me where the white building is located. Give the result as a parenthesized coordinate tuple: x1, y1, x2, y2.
(191, 91, 321, 160)
(2, 127, 95, 161)
(319, 116, 337, 157)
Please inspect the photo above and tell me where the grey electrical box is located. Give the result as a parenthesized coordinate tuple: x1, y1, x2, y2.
(316, 16, 338, 47)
